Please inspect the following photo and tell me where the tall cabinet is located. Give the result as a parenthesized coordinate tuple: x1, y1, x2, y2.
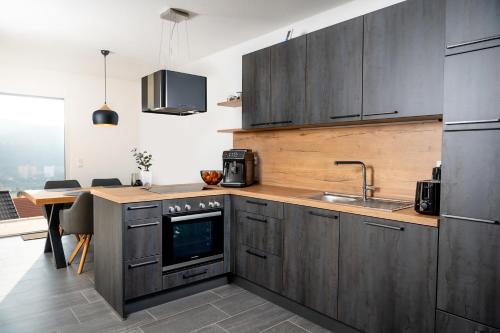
(437, 1, 500, 330)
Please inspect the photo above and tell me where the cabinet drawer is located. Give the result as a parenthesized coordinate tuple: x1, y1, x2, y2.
(124, 255, 162, 300)
(233, 196, 283, 219)
(237, 211, 282, 256)
(163, 261, 225, 290)
(124, 201, 161, 221)
(235, 244, 282, 293)
(124, 218, 161, 260)
(436, 310, 500, 333)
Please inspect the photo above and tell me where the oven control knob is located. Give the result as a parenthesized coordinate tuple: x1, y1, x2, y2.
(174, 205, 181, 212)
(184, 204, 191, 211)
(168, 206, 175, 213)
(199, 203, 206, 209)
(208, 201, 215, 208)
(214, 201, 221, 208)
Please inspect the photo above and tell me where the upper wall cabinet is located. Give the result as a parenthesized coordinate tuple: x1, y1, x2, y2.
(242, 47, 271, 128)
(270, 35, 307, 127)
(362, 0, 445, 120)
(445, 0, 500, 55)
(306, 17, 363, 124)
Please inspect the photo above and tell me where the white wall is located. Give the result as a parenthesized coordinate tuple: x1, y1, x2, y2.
(138, 0, 404, 185)
(0, 64, 140, 187)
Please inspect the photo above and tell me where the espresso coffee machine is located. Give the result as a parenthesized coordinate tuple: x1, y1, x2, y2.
(221, 149, 255, 187)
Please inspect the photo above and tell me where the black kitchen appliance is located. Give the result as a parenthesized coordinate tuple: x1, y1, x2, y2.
(221, 149, 255, 187)
(162, 196, 224, 272)
(415, 164, 441, 216)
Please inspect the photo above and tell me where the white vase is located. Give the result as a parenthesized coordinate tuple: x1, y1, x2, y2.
(140, 170, 153, 187)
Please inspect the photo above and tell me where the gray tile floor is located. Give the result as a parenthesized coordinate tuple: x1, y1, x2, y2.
(0, 235, 331, 333)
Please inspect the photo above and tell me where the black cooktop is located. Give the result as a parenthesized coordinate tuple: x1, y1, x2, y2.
(146, 183, 211, 194)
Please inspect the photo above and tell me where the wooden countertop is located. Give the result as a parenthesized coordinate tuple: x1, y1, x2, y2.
(91, 184, 438, 227)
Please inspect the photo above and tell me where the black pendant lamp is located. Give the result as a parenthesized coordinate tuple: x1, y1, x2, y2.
(93, 50, 119, 126)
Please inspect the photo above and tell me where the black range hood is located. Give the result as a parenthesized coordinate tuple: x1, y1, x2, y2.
(141, 70, 207, 116)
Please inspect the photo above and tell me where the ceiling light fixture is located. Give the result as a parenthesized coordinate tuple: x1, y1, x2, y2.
(92, 50, 119, 126)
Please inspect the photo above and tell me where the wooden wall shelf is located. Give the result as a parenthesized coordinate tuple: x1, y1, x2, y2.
(217, 100, 242, 107)
(217, 114, 443, 133)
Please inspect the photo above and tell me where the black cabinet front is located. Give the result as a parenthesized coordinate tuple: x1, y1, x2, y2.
(362, 0, 445, 120)
(163, 210, 224, 271)
(444, 46, 500, 129)
(437, 218, 500, 329)
(445, 0, 500, 54)
(338, 213, 438, 333)
(441, 129, 500, 224)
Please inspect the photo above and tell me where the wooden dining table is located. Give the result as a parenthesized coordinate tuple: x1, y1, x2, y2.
(22, 188, 92, 269)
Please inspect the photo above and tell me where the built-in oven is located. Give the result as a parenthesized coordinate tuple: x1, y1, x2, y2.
(162, 196, 224, 273)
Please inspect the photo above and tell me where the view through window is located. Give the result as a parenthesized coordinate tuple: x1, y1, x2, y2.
(0, 93, 65, 196)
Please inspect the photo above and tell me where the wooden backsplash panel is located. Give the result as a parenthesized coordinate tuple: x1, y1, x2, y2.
(233, 122, 442, 200)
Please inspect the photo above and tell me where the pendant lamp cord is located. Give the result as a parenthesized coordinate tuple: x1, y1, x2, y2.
(104, 52, 107, 104)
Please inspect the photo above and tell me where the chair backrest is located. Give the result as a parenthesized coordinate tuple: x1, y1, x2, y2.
(91, 178, 122, 187)
(44, 180, 81, 190)
(60, 192, 93, 234)
(43, 180, 81, 218)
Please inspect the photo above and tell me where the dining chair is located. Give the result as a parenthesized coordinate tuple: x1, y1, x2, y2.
(59, 192, 93, 274)
(43, 180, 81, 219)
(91, 178, 122, 187)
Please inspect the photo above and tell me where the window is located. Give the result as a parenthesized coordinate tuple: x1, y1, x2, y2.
(0, 93, 65, 195)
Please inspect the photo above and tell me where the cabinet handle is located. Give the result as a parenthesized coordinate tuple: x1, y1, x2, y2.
(308, 211, 338, 219)
(446, 34, 500, 49)
(442, 214, 498, 225)
(127, 204, 159, 210)
(183, 269, 208, 279)
(445, 119, 500, 126)
(246, 200, 267, 206)
(364, 221, 404, 231)
(128, 259, 159, 269)
(363, 111, 399, 117)
(330, 114, 360, 120)
(246, 216, 267, 223)
(128, 221, 160, 229)
(246, 249, 267, 259)
(250, 122, 270, 127)
(268, 120, 293, 125)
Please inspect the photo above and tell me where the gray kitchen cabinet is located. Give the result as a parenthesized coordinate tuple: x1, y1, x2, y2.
(236, 211, 282, 256)
(235, 243, 282, 293)
(124, 217, 161, 260)
(270, 35, 307, 127)
(441, 129, 500, 223)
(362, 0, 445, 119)
(242, 47, 271, 128)
(233, 196, 284, 219)
(283, 205, 339, 318)
(124, 255, 162, 300)
(306, 17, 363, 123)
(338, 213, 438, 333)
(437, 217, 500, 329)
(436, 310, 500, 333)
(443, 46, 500, 129)
(445, 0, 500, 55)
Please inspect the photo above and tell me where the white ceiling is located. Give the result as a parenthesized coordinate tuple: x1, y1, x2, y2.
(0, 0, 349, 80)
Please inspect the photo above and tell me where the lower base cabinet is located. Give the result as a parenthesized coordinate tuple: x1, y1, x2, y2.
(124, 255, 162, 300)
(338, 213, 438, 333)
(282, 205, 339, 318)
(235, 243, 282, 293)
(436, 310, 500, 333)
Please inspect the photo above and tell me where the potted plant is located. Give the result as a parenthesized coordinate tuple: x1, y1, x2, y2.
(132, 148, 153, 187)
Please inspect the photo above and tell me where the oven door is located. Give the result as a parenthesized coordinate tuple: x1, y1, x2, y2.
(163, 210, 224, 271)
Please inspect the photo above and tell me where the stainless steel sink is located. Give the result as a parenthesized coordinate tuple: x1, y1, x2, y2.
(306, 192, 414, 212)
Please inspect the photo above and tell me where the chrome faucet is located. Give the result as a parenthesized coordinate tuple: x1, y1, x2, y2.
(334, 161, 374, 201)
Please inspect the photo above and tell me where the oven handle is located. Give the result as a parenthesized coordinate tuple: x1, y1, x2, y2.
(169, 211, 222, 223)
